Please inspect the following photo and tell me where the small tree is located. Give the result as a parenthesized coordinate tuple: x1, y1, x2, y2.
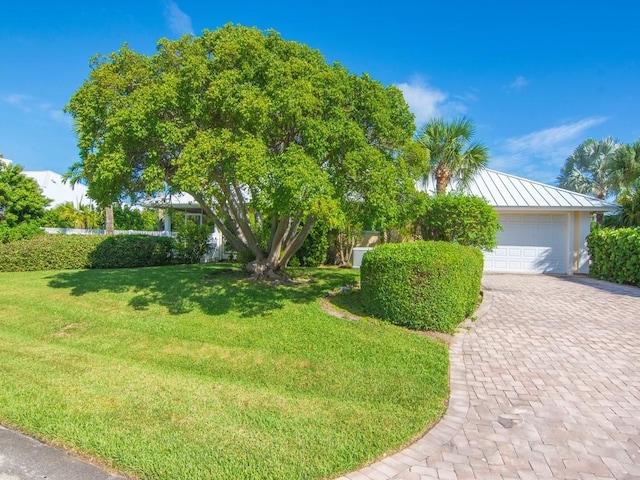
(174, 220, 213, 264)
(415, 194, 501, 250)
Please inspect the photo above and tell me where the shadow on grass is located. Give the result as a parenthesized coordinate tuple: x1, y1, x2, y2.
(326, 286, 370, 319)
(47, 264, 358, 318)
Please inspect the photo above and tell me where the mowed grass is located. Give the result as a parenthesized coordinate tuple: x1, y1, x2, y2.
(0, 264, 449, 479)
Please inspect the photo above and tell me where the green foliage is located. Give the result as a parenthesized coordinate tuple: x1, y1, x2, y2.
(42, 202, 159, 231)
(173, 221, 212, 264)
(0, 235, 103, 272)
(41, 202, 79, 228)
(603, 185, 640, 228)
(0, 221, 43, 244)
(416, 117, 488, 195)
(617, 188, 640, 227)
(65, 24, 415, 275)
(0, 234, 174, 272)
(0, 162, 50, 227)
(109, 204, 159, 230)
(361, 241, 484, 333)
(557, 137, 621, 199)
(91, 235, 175, 269)
(292, 222, 329, 267)
(586, 227, 640, 286)
(236, 247, 256, 264)
(416, 194, 502, 250)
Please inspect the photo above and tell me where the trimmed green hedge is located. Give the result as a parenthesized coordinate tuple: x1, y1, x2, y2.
(586, 227, 640, 286)
(0, 234, 175, 272)
(361, 241, 484, 333)
(91, 235, 175, 269)
(0, 235, 104, 272)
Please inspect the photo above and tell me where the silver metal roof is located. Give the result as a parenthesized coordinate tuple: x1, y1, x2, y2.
(419, 169, 618, 212)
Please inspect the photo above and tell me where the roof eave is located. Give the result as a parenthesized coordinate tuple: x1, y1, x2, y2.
(493, 205, 618, 212)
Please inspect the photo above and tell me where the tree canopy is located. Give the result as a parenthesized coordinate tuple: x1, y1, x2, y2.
(65, 24, 415, 277)
(0, 162, 50, 227)
(557, 137, 621, 200)
(416, 117, 488, 195)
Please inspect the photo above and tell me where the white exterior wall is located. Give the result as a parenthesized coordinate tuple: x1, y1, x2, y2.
(576, 212, 593, 274)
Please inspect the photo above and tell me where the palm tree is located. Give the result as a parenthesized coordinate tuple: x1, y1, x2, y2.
(609, 140, 640, 195)
(416, 117, 489, 195)
(63, 160, 114, 234)
(557, 137, 621, 200)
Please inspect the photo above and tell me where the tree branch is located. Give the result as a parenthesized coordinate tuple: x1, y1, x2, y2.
(189, 191, 246, 252)
(280, 215, 316, 267)
(266, 216, 290, 264)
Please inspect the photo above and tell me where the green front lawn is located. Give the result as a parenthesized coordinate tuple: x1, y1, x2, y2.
(0, 264, 448, 479)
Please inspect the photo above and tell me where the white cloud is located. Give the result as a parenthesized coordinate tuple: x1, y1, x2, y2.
(164, 1, 194, 36)
(396, 76, 473, 128)
(504, 117, 607, 155)
(4, 94, 33, 112)
(490, 117, 609, 183)
(3, 94, 70, 125)
(396, 78, 446, 126)
(506, 76, 530, 92)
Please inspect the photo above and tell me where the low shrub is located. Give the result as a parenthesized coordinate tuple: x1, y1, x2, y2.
(361, 241, 483, 333)
(293, 223, 329, 267)
(91, 235, 175, 269)
(586, 227, 640, 286)
(0, 234, 103, 272)
(415, 194, 501, 250)
(0, 221, 44, 244)
(174, 222, 213, 264)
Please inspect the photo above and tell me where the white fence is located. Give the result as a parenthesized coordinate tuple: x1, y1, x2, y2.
(43, 228, 174, 237)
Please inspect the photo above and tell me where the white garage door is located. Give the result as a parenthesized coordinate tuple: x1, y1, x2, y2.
(484, 213, 568, 274)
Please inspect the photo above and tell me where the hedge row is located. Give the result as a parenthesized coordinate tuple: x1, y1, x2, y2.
(0, 234, 175, 272)
(586, 227, 640, 286)
(361, 241, 483, 333)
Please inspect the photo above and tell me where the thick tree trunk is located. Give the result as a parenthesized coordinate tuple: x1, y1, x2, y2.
(245, 258, 291, 283)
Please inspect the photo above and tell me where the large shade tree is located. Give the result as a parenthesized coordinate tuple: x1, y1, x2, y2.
(65, 24, 415, 278)
(416, 117, 489, 196)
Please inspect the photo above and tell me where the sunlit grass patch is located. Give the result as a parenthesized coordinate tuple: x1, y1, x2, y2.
(0, 264, 448, 479)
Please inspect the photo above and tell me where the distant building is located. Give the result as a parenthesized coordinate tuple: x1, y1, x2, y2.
(2, 158, 90, 208)
(23, 170, 92, 208)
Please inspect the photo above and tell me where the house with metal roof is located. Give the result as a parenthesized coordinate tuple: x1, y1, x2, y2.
(419, 169, 617, 275)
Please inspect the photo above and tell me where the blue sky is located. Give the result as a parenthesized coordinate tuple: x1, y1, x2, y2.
(1, 0, 639, 185)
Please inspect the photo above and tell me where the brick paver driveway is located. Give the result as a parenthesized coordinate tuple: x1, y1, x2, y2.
(339, 274, 640, 480)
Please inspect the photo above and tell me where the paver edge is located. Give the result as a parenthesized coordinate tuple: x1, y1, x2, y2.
(337, 284, 494, 480)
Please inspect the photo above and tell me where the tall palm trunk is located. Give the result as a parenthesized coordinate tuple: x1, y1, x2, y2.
(435, 164, 451, 195)
(105, 205, 114, 235)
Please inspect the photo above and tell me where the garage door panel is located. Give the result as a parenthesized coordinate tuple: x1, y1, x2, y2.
(484, 213, 568, 274)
